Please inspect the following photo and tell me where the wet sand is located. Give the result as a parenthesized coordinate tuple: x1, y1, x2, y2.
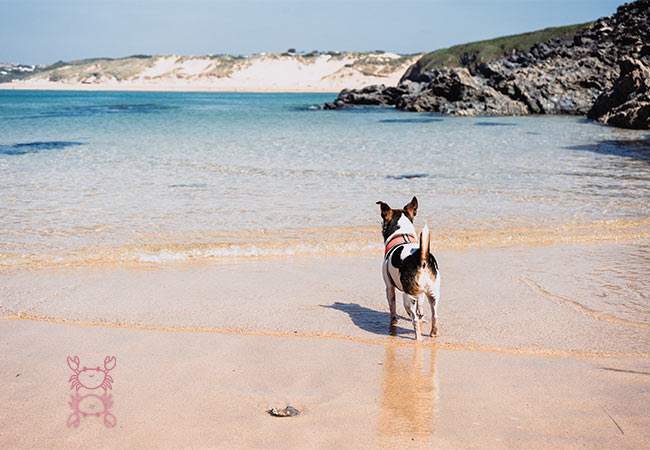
(0, 320, 649, 449)
(1, 244, 649, 448)
(2, 246, 649, 356)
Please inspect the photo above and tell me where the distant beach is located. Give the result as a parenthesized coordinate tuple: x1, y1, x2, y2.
(0, 52, 419, 93)
(0, 82, 343, 92)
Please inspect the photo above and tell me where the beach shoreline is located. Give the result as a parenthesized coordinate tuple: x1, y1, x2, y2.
(2, 244, 649, 357)
(2, 88, 649, 448)
(2, 237, 649, 448)
(0, 81, 341, 93)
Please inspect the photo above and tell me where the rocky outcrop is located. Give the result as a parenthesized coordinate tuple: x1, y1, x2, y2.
(395, 68, 529, 116)
(323, 84, 407, 109)
(325, 0, 650, 129)
(587, 57, 650, 129)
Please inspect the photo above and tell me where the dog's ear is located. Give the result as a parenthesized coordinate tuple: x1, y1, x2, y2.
(403, 196, 418, 220)
(376, 201, 393, 222)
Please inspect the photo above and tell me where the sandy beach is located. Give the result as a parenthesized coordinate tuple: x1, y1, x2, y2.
(1, 246, 649, 448)
(3, 0, 650, 446)
(0, 82, 344, 93)
(2, 88, 649, 448)
(1, 319, 649, 449)
(0, 53, 420, 93)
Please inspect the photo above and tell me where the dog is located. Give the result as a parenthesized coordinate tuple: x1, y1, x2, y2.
(376, 197, 440, 341)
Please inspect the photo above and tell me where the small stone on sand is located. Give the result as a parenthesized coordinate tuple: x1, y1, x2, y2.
(268, 405, 300, 417)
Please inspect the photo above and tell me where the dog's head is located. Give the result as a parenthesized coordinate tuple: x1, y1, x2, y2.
(376, 196, 418, 240)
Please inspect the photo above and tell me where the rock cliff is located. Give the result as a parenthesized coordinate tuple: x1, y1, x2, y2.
(325, 0, 650, 129)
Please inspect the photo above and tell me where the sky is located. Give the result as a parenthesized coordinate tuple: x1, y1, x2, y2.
(1, 0, 625, 65)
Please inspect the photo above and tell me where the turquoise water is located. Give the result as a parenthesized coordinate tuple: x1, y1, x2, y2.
(1, 90, 649, 265)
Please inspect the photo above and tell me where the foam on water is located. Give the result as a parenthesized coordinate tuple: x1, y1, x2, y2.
(1, 218, 648, 268)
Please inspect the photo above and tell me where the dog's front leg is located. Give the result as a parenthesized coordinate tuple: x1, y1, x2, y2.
(385, 285, 397, 327)
(403, 293, 423, 341)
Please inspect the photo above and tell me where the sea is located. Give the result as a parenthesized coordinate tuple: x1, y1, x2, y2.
(1, 90, 649, 326)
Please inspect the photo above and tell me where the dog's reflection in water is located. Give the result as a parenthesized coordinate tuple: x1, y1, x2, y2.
(379, 344, 438, 444)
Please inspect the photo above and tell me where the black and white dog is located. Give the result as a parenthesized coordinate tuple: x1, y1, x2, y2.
(376, 197, 440, 341)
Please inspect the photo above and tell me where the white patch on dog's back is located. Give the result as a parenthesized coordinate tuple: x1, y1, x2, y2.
(385, 214, 417, 243)
(386, 242, 418, 291)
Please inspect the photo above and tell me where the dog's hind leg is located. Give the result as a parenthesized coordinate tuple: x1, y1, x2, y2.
(426, 294, 439, 337)
(403, 293, 423, 341)
(426, 276, 441, 337)
(385, 286, 397, 327)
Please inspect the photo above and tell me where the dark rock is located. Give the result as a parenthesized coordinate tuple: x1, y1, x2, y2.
(396, 68, 528, 116)
(323, 99, 357, 110)
(459, 50, 479, 68)
(325, 85, 397, 108)
(588, 57, 650, 129)
(268, 405, 300, 417)
(323, 84, 412, 109)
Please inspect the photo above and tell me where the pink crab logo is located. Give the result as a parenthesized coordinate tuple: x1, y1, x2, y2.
(67, 356, 116, 391)
(67, 392, 116, 428)
(66, 355, 117, 429)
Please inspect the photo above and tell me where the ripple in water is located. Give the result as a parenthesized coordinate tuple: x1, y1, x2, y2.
(379, 118, 443, 123)
(9, 103, 175, 120)
(168, 183, 209, 188)
(387, 173, 429, 180)
(474, 121, 517, 127)
(0, 141, 84, 155)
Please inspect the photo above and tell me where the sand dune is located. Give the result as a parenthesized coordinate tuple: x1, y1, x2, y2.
(1, 52, 421, 92)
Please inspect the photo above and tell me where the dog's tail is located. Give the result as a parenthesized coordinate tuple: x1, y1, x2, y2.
(419, 224, 430, 268)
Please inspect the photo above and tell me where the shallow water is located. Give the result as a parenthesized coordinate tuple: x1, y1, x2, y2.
(1, 90, 649, 333)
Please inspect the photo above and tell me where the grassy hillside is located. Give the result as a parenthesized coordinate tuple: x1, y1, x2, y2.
(43, 56, 159, 82)
(403, 21, 593, 80)
(3, 22, 595, 86)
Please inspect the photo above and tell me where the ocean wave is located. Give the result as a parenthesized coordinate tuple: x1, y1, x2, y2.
(1, 219, 649, 269)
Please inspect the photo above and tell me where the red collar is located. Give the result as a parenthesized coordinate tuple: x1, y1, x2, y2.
(384, 233, 418, 256)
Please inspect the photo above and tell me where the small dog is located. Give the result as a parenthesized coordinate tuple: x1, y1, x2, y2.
(376, 197, 440, 341)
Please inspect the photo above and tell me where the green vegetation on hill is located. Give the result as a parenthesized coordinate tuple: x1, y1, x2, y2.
(403, 21, 593, 79)
(43, 56, 158, 82)
(2, 21, 595, 85)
